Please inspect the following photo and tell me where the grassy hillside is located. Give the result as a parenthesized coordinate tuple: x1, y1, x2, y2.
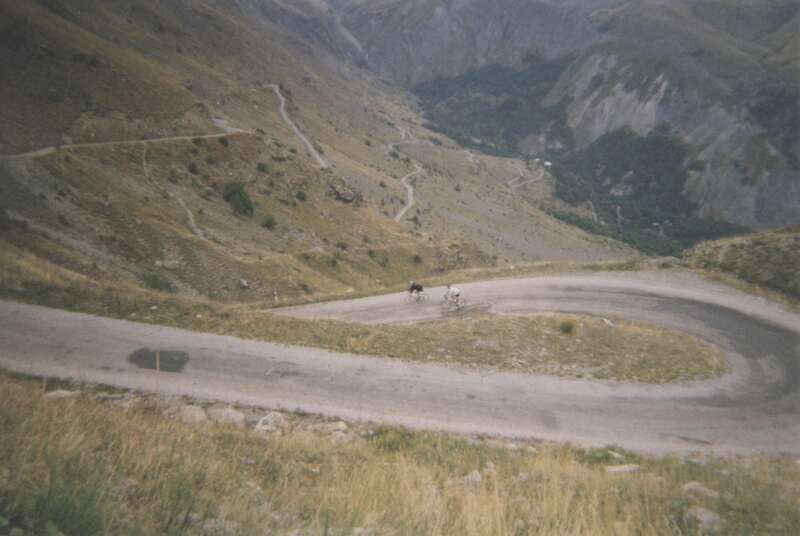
(2, 373, 799, 535)
(0, 0, 635, 305)
(685, 226, 800, 299)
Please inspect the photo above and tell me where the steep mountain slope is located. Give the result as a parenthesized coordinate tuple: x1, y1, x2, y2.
(333, 0, 800, 236)
(0, 0, 633, 306)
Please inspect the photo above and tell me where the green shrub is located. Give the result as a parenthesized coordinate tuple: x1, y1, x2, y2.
(412, 255, 423, 264)
(140, 273, 176, 294)
(187, 162, 199, 175)
(368, 426, 416, 453)
(262, 215, 277, 230)
(218, 137, 229, 147)
(223, 181, 254, 217)
(559, 320, 575, 335)
(167, 170, 181, 184)
(295, 191, 307, 202)
(257, 163, 269, 173)
(368, 249, 390, 268)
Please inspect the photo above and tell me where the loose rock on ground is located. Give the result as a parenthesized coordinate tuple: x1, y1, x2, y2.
(684, 506, 723, 533)
(207, 407, 246, 428)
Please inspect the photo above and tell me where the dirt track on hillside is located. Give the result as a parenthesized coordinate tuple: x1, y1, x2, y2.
(1, 271, 798, 454)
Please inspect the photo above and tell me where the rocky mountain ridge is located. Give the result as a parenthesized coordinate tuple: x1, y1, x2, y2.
(326, 0, 800, 231)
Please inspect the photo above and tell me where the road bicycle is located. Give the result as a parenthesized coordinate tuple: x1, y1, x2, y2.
(405, 291, 428, 304)
(442, 293, 466, 309)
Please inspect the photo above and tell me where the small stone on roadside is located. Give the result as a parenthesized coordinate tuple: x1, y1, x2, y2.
(207, 407, 246, 428)
(44, 390, 80, 400)
(605, 464, 640, 474)
(179, 405, 209, 424)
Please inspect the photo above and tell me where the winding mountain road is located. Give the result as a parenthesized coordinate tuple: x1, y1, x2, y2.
(1, 271, 798, 454)
(270, 84, 329, 169)
(386, 126, 429, 222)
(508, 162, 544, 192)
(394, 161, 424, 222)
(0, 122, 247, 161)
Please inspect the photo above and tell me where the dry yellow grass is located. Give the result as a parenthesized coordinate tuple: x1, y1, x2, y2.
(1, 374, 798, 535)
(341, 313, 729, 383)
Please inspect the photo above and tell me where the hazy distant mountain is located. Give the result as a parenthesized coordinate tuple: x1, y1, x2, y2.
(328, 0, 799, 232)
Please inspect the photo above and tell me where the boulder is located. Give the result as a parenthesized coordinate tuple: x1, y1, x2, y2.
(328, 179, 362, 204)
(462, 470, 483, 485)
(179, 405, 209, 424)
(207, 407, 246, 428)
(254, 412, 290, 435)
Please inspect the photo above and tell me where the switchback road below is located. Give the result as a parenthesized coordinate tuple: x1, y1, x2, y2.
(1, 271, 798, 454)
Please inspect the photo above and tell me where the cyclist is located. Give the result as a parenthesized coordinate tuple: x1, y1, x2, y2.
(408, 280, 424, 298)
(443, 283, 462, 307)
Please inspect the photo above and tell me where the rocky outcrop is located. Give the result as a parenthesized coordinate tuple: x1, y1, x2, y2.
(337, 0, 604, 86)
(327, 177, 362, 204)
(546, 47, 800, 229)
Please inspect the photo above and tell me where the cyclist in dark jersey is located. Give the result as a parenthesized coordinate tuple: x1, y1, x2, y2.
(409, 281, 424, 295)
